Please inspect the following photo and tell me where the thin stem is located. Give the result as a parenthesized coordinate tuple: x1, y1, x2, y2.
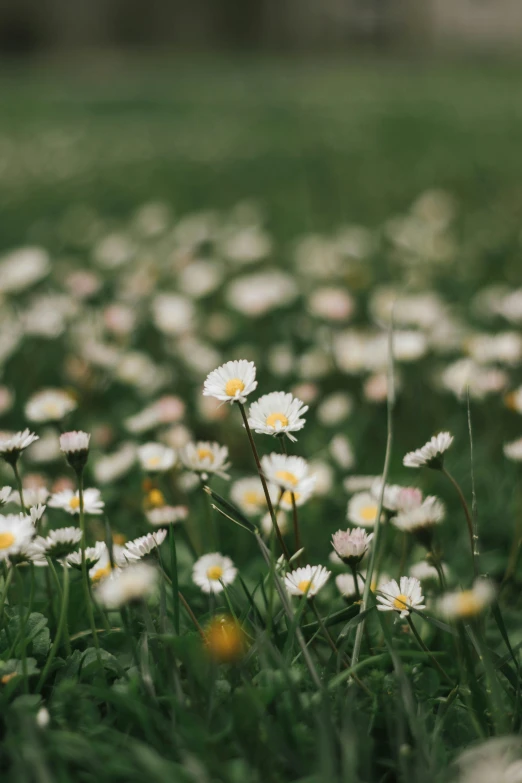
(12, 462, 27, 514)
(350, 564, 361, 602)
(178, 590, 205, 637)
(169, 526, 180, 634)
(351, 322, 395, 670)
(442, 466, 477, 577)
(15, 567, 28, 693)
(37, 562, 69, 692)
(406, 615, 453, 686)
(78, 472, 105, 678)
(0, 566, 14, 627)
(279, 437, 302, 557)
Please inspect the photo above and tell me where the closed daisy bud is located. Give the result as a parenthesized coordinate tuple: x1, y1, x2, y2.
(376, 576, 425, 618)
(403, 432, 454, 470)
(284, 564, 330, 599)
(247, 391, 308, 442)
(60, 430, 91, 473)
(123, 529, 167, 562)
(67, 540, 106, 570)
(331, 527, 373, 566)
(0, 430, 39, 466)
(204, 615, 246, 664)
(203, 359, 257, 404)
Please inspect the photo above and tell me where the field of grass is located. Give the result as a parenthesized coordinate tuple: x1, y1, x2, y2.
(1, 55, 522, 783)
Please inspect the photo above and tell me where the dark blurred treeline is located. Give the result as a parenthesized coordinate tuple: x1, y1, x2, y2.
(0, 0, 426, 54)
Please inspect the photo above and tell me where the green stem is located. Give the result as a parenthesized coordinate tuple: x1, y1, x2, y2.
(350, 564, 361, 602)
(407, 615, 453, 685)
(442, 466, 477, 578)
(15, 567, 28, 693)
(78, 472, 105, 677)
(12, 462, 27, 514)
(0, 566, 14, 627)
(169, 527, 180, 634)
(237, 402, 289, 561)
(279, 437, 302, 557)
(37, 562, 69, 692)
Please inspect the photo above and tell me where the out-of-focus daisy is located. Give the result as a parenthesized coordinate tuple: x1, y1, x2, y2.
(230, 477, 268, 516)
(0, 430, 39, 465)
(391, 496, 445, 534)
(0, 246, 50, 294)
(307, 287, 354, 322)
(329, 434, 355, 469)
(204, 614, 247, 664)
(28, 504, 47, 527)
(504, 438, 522, 462)
(67, 540, 106, 570)
(181, 441, 230, 481)
(146, 505, 188, 526)
(336, 571, 365, 599)
(95, 563, 158, 608)
(317, 392, 353, 426)
(60, 430, 91, 473)
(260, 509, 289, 537)
(285, 564, 331, 599)
(247, 391, 308, 442)
(123, 529, 167, 562)
(331, 528, 373, 566)
(137, 443, 176, 473)
(438, 579, 495, 620)
(203, 359, 257, 404)
(371, 480, 423, 514)
(344, 475, 379, 493)
(192, 553, 237, 594)
(261, 454, 316, 501)
(403, 432, 454, 469)
(0, 487, 12, 506)
(409, 559, 449, 584)
(0, 514, 35, 562)
(93, 443, 137, 484)
(455, 737, 522, 783)
(7, 486, 49, 508)
(48, 488, 104, 516)
(25, 389, 77, 423)
(376, 576, 425, 618)
(25, 429, 61, 464)
(347, 492, 382, 528)
(89, 544, 125, 583)
(226, 271, 297, 317)
(31, 527, 82, 560)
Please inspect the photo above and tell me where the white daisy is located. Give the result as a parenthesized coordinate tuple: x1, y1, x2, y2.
(336, 572, 365, 599)
(31, 527, 82, 560)
(376, 576, 425, 618)
(25, 389, 77, 423)
(0, 514, 35, 562)
(409, 560, 449, 583)
(261, 454, 316, 500)
(285, 564, 331, 598)
(28, 504, 46, 526)
(391, 496, 445, 534)
(192, 552, 237, 594)
(95, 562, 158, 608)
(403, 432, 454, 469)
(230, 477, 268, 516)
(0, 486, 12, 506)
(202, 359, 257, 404)
(0, 430, 39, 464)
(146, 505, 188, 526)
(331, 527, 373, 565)
(438, 579, 495, 620)
(347, 491, 383, 528)
(180, 441, 230, 480)
(123, 529, 167, 562)
(247, 391, 308, 442)
(89, 544, 126, 583)
(7, 486, 49, 508)
(504, 438, 522, 462)
(260, 509, 289, 537)
(48, 488, 104, 516)
(371, 479, 423, 513)
(60, 430, 91, 472)
(67, 540, 106, 570)
(137, 442, 176, 473)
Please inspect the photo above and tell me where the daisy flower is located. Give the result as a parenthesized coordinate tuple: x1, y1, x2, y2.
(247, 391, 308, 442)
(89, 544, 126, 583)
(31, 527, 82, 560)
(95, 563, 158, 608)
(123, 529, 167, 562)
(137, 442, 176, 473)
(7, 486, 49, 508)
(67, 540, 106, 570)
(331, 527, 373, 566)
(260, 508, 289, 537)
(438, 579, 495, 620)
(203, 359, 257, 404)
(48, 488, 104, 515)
(347, 491, 382, 528)
(376, 576, 425, 618)
(391, 496, 445, 534)
(371, 479, 423, 513)
(409, 559, 449, 583)
(0, 486, 12, 506)
(192, 553, 237, 594)
(0, 429, 39, 465)
(261, 453, 316, 499)
(230, 477, 268, 516)
(403, 432, 454, 469)
(25, 389, 77, 423)
(180, 441, 230, 480)
(0, 514, 35, 562)
(336, 571, 365, 599)
(146, 505, 188, 526)
(504, 438, 522, 462)
(285, 564, 331, 598)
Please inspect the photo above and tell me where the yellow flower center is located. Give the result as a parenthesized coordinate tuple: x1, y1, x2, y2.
(281, 490, 300, 505)
(276, 470, 299, 487)
(204, 615, 246, 663)
(455, 591, 482, 617)
(360, 504, 377, 522)
(207, 565, 224, 581)
(298, 580, 314, 594)
(266, 412, 289, 429)
(43, 402, 62, 417)
(146, 455, 162, 468)
(225, 378, 245, 397)
(197, 448, 214, 463)
(243, 490, 262, 506)
(147, 489, 165, 507)
(1, 672, 17, 685)
(69, 496, 80, 510)
(0, 532, 15, 550)
(91, 565, 111, 582)
(393, 594, 409, 611)
(113, 533, 126, 546)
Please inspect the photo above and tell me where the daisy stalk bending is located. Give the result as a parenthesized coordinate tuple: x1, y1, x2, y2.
(203, 360, 289, 560)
